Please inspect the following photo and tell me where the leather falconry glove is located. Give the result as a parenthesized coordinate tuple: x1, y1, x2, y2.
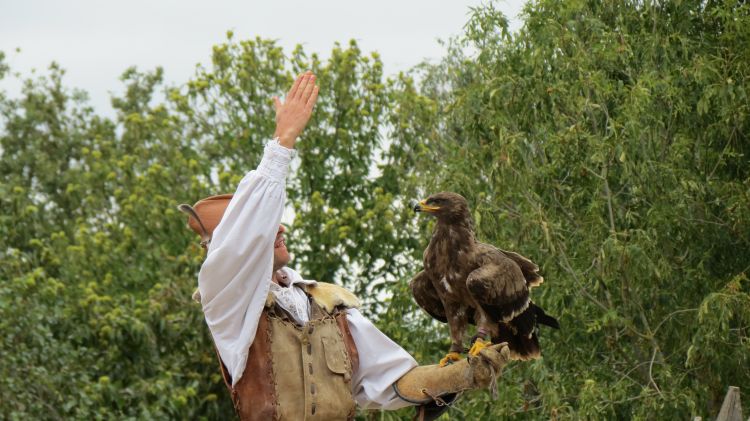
(393, 342, 511, 405)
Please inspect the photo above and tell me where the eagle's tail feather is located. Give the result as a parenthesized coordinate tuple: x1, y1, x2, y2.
(493, 303, 558, 360)
(535, 304, 560, 329)
(494, 326, 541, 361)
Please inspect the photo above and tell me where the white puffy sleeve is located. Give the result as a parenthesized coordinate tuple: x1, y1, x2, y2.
(198, 140, 294, 386)
(346, 309, 419, 410)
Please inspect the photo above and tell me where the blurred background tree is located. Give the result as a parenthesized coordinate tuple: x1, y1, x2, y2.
(1, 0, 748, 419)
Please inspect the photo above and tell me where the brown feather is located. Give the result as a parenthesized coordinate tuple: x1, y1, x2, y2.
(410, 271, 448, 323)
(499, 248, 544, 288)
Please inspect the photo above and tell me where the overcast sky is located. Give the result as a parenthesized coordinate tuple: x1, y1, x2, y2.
(1, 0, 525, 117)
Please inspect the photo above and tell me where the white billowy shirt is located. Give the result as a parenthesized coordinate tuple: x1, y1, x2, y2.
(198, 140, 417, 410)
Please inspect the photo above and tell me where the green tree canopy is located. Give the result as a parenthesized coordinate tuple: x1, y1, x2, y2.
(1, 1, 748, 419)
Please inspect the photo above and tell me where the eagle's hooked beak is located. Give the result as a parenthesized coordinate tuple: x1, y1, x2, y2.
(414, 199, 440, 213)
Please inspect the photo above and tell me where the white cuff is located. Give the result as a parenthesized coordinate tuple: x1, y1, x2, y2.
(256, 139, 295, 182)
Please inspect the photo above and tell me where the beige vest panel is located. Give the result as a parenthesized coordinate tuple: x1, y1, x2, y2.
(217, 284, 360, 421)
(269, 310, 357, 420)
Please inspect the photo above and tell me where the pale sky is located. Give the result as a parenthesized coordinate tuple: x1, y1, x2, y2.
(0, 0, 525, 117)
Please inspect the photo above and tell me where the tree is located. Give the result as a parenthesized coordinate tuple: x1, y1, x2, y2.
(1, 1, 748, 419)
(384, 0, 750, 418)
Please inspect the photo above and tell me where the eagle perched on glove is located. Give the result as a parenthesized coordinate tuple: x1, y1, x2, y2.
(411, 192, 559, 365)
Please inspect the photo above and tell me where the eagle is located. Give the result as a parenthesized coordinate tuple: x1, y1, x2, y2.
(411, 192, 559, 365)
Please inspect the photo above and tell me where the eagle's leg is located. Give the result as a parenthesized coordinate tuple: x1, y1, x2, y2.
(439, 304, 469, 367)
(469, 311, 498, 356)
(469, 327, 490, 347)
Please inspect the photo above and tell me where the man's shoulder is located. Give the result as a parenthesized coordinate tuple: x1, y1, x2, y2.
(302, 282, 361, 313)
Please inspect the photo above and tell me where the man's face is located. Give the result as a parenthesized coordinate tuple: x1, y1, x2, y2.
(273, 224, 290, 270)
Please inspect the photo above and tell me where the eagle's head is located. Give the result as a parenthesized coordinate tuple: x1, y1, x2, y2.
(413, 192, 471, 224)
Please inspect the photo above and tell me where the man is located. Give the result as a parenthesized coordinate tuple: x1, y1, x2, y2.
(182, 71, 510, 420)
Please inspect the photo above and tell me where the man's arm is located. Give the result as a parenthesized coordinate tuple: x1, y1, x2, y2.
(346, 308, 510, 413)
(198, 72, 318, 386)
(346, 309, 419, 410)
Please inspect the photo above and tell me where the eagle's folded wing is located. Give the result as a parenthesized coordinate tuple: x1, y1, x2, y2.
(410, 270, 447, 323)
(499, 248, 544, 288)
(466, 258, 529, 322)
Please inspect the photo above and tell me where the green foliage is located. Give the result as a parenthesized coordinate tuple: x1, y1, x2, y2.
(381, 0, 750, 418)
(1, 1, 748, 419)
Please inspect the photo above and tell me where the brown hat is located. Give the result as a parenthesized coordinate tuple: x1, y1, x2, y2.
(178, 194, 233, 249)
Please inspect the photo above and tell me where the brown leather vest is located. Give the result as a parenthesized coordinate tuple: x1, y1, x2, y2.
(216, 284, 360, 421)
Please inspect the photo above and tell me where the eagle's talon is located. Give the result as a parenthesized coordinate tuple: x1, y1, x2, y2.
(439, 352, 462, 367)
(469, 333, 488, 347)
(468, 338, 491, 356)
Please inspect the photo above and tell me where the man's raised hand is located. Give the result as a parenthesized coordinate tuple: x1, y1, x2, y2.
(272, 71, 319, 149)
